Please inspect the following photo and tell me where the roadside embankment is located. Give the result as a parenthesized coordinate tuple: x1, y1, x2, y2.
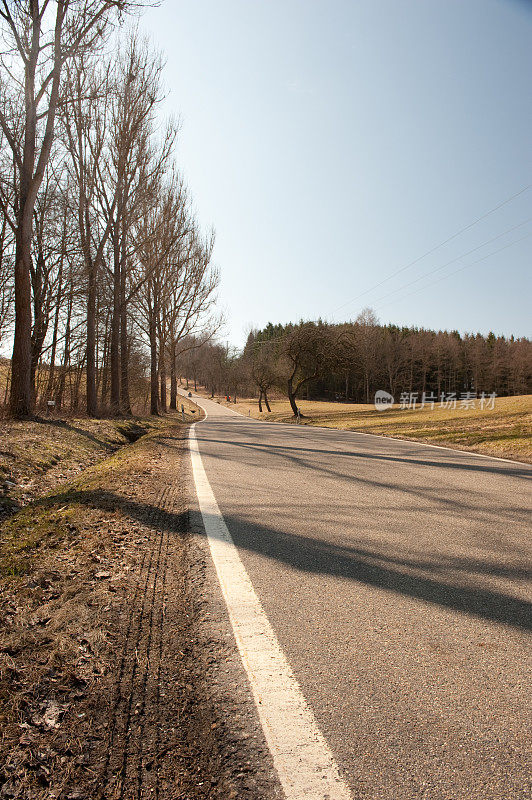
(0, 406, 195, 522)
(0, 403, 271, 800)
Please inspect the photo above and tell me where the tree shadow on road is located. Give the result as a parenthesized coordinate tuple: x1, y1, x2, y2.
(31, 485, 532, 633)
(194, 424, 532, 479)
(189, 434, 531, 531)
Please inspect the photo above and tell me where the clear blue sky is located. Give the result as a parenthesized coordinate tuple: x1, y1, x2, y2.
(141, 0, 532, 347)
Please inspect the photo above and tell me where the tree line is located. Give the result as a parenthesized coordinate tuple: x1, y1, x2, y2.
(0, 0, 218, 418)
(182, 310, 531, 415)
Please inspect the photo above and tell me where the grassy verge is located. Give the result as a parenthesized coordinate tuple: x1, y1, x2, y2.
(0, 401, 228, 800)
(0, 397, 200, 520)
(211, 393, 532, 463)
(0, 395, 272, 800)
(0, 409, 186, 580)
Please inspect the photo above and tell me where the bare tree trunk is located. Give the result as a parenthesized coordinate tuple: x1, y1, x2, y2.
(258, 390, 263, 412)
(100, 328, 110, 409)
(110, 231, 121, 414)
(287, 376, 299, 416)
(169, 340, 177, 410)
(10, 6, 45, 419)
(120, 307, 131, 414)
(263, 391, 271, 412)
(149, 314, 159, 415)
(30, 243, 50, 407)
(159, 353, 167, 412)
(11, 219, 33, 417)
(56, 278, 74, 410)
(98, 309, 111, 408)
(148, 281, 159, 416)
(119, 226, 131, 415)
(86, 262, 98, 415)
(45, 249, 64, 401)
(35, 359, 47, 408)
(72, 353, 86, 412)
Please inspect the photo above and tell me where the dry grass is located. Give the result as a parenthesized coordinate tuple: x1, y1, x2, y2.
(0, 396, 200, 523)
(0, 401, 225, 800)
(212, 394, 532, 463)
(0, 406, 198, 579)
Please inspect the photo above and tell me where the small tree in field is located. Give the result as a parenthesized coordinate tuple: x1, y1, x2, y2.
(243, 331, 278, 412)
(281, 321, 334, 416)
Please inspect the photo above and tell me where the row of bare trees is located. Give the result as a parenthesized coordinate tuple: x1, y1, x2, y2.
(183, 311, 532, 416)
(0, 1, 218, 417)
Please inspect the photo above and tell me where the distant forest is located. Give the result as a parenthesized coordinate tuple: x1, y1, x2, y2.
(182, 310, 532, 413)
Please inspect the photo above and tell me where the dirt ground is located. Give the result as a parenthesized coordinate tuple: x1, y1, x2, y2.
(0, 415, 278, 800)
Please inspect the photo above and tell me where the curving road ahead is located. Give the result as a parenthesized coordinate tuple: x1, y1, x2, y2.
(189, 394, 531, 800)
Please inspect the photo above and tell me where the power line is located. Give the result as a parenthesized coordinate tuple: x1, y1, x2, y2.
(252, 226, 531, 348)
(250, 186, 531, 348)
(375, 232, 532, 311)
(330, 183, 531, 316)
(368, 217, 532, 307)
(253, 227, 531, 348)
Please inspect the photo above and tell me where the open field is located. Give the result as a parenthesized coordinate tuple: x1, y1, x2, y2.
(206, 393, 532, 463)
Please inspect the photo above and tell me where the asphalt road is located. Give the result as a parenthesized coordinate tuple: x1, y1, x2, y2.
(190, 395, 532, 800)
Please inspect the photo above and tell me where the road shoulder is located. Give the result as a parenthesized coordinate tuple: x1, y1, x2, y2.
(0, 416, 280, 799)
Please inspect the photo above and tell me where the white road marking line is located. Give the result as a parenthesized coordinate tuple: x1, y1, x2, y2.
(189, 419, 353, 800)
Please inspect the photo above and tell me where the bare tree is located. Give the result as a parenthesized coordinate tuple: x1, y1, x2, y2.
(0, 0, 141, 416)
(135, 181, 187, 414)
(281, 321, 334, 416)
(244, 331, 278, 411)
(164, 227, 219, 409)
(98, 35, 176, 415)
(61, 52, 117, 414)
(0, 210, 14, 348)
